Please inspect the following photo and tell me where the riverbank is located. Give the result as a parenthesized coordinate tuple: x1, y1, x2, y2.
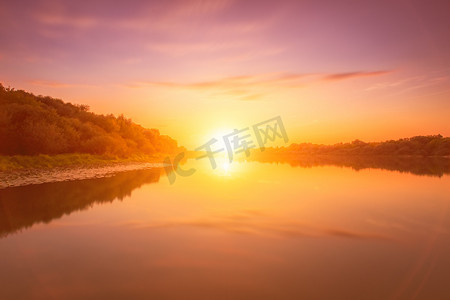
(0, 153, 170, 171)
(0, 154, 171, 189)
(0, 161, 164, 189)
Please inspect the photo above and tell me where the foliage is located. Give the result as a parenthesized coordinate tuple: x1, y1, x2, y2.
(279, 135, 450, 156)
(0, 83, 182, 156)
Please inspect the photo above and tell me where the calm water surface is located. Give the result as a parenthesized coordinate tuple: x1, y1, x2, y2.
(1, 159, 449, 300)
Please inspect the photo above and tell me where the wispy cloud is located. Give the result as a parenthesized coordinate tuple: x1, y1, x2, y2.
(217, 46, 287, 63)
(365, 69, 450, 99)
(132, 70, 389, 89)
(171, 0, 235, 16)
(35, 12, 98, 29)
(125, 70, 390, 100)
(365, 77, 420, 91)
(33, 0, 236, 32)
(323, 71, 391, 81)
(29, 0, 279, 64)
(147, 40, 249, 56)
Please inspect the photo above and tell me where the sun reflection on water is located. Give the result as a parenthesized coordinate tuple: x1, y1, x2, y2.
(214, 157, 233, 177)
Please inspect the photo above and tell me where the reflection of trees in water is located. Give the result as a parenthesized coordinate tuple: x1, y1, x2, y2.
(0, 168, 161, 239)
(249, 154, 450, 177)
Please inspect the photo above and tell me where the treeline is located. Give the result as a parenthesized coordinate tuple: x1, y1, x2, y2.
(271, 135, 450, 156)
(0, 84, 182, 156)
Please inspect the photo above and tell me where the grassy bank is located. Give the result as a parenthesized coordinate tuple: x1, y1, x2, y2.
(0, 153, 169, 171)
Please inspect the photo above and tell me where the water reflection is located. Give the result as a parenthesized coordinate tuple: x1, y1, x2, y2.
(248, 153, 450, 177)
(0, 162, 449, 300)
(0, 168, 161, 239)
(139, 210, 393, 241)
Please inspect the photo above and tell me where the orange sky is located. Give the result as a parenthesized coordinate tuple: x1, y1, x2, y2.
(1, 0, 449, 149)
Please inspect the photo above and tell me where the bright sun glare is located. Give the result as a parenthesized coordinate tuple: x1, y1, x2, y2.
(222, 161, 231, 172)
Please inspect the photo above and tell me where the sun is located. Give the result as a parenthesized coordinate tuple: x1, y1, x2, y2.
(222, 161, 231, 172)
(199, 127, 235, 155)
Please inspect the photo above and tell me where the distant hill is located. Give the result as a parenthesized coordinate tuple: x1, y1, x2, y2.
(0, 84, 182, 156)
(262, 135, 450, 157)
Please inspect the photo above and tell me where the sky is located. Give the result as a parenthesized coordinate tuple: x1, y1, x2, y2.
(0, 0, 449, 149)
